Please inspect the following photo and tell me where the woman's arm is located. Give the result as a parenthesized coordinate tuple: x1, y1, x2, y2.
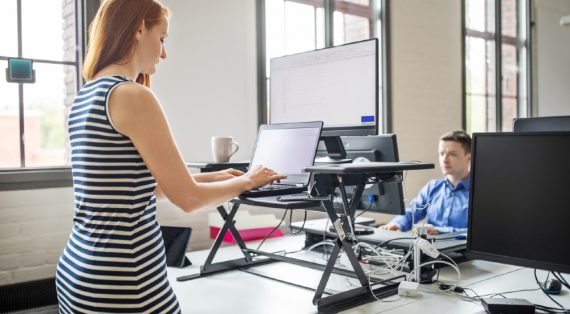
(108, 83, 284, 212)
(194, 169, 245, 183)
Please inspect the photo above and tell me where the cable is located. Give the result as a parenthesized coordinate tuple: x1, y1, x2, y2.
(407, 259, 461, 293)
(534, 269, 569, 313)
(354, 199, 373, 220)
(375, 237, 416, 248)
(256, 209, 289, 251)
(289, 210, 307, 235)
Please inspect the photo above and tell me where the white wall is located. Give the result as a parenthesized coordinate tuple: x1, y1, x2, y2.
(390, 0, 463, 198)
(153, 0, 259, 162)
(534, 0, 570, 116)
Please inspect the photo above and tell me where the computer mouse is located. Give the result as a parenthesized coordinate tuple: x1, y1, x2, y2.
(543, 279, 562, 295)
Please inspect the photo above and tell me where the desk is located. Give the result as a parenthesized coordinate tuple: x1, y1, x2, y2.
(168, 235, 570, 314)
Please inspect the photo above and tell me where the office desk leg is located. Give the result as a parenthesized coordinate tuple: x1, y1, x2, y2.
(177, 202, 273, 282)
(311, 189, 400, 313)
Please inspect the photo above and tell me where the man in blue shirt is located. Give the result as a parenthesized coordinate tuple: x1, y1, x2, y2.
(381, 130, 472, 235)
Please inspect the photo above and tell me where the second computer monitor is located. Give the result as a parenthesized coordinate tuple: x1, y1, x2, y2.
(317, 134, 405, 215)
(269, 38, 379, 137)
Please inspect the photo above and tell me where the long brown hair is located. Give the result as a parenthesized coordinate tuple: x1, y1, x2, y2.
(82, 0, 170, 87)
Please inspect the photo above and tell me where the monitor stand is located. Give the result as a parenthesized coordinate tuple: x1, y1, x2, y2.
(315, 136, 352, 164)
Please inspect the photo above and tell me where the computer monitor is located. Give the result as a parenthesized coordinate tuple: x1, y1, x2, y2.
(467, 132, 570, 274)
(513, 115, 570, 132)
(317, 134, 405, 215)
(269, 39, 379, 160)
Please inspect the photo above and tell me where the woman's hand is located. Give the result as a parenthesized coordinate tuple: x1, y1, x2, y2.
(243, 165, 287, 190)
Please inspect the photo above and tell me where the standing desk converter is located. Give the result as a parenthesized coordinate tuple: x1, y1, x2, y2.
(177, 161, 434, 313)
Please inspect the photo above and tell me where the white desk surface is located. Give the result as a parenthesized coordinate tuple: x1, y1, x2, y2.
(167, 235, 570, 314)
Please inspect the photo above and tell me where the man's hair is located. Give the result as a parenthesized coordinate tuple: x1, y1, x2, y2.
(439, 130, 472, 154)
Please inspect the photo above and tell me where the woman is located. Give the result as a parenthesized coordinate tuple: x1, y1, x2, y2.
(55, 0, 285, 312)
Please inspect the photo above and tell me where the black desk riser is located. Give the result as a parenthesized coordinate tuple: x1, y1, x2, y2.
(178, 161, 434, 313)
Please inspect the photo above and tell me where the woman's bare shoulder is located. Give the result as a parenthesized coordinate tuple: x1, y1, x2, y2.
(108, 82, 164, 135)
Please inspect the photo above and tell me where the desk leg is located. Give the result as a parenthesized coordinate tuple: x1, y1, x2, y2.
(311, 188, 400, 313)
(177, 202, 273, 282)
(312, 240, 342, 305)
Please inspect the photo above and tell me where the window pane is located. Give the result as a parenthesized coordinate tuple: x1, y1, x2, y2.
(265, 0, 324, 77)
(22, 0, 77, 62)
(284, 2, 320, 54)
(0, 0, 18, 57)
(502, 44, 517, 98)
(466, 94, 488, 133)
(501, 43, 518, 131)
(501, 0, 517, 38)
(466, 0, 487, 32)
(502, 96, 516, 131)
(333, 0, 371, 45)
(485, 40, 496, 131)
(0, 60, 21, 167)
(466, 37, 487, 95)
(23, 63, 76, 167)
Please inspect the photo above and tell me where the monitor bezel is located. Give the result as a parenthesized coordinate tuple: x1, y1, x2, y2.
(512, 115, 570, 132)
(466, 131, 570, 274)
(268, 38, 379, 137)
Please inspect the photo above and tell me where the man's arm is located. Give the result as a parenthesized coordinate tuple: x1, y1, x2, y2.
(432, 226, 468, 234)
(384, 182, 432, 231)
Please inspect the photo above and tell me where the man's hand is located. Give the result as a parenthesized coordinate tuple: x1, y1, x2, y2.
(379, 223, 401, 231)
(426, 227, 439, 235)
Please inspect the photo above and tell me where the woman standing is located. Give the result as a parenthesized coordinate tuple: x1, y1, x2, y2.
(55, 1, 284, 312)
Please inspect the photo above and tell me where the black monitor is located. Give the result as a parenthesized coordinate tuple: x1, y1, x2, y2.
(269, 39, 379, 160)
(467, 132, 570, 274)
(513, 115, 570, 132)
(317, 134, 404, 215)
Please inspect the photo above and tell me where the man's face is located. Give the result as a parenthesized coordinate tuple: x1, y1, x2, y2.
(438, 140, 471, 178)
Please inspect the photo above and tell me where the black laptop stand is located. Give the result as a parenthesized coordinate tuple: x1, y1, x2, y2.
(177, 162, 434, 313)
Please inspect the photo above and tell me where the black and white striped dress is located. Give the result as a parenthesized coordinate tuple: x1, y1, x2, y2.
(56, 76, 181, 313)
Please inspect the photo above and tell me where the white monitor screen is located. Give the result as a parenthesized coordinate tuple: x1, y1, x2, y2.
(269, 39, 378, 134)
(250, 126, 321, 185)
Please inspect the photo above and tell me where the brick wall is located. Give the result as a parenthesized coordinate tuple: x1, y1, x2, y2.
(0, 188, 74, 285)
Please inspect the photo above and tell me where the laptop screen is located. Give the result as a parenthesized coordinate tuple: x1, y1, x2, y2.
(249, 122, 323, 186)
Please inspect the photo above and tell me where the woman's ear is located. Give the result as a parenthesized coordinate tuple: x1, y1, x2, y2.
(135, 20, 145, 40)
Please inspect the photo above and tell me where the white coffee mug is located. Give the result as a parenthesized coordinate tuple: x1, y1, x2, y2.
(211, 136, 240, 163)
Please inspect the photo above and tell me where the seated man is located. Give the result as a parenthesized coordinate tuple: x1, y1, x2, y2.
(381, 130, 471, 235)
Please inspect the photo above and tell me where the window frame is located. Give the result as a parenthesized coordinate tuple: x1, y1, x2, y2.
(256, 0, 391, 133)
(0, 0, 99, 191)
(462, 0, 532, 132)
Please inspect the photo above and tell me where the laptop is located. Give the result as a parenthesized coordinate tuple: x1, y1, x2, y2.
(240, 121, 323, 197)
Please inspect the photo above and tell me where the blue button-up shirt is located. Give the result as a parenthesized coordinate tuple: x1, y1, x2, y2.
(390, 176, 470, 233)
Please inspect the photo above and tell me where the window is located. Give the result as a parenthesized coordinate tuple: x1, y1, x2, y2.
(464, 0, 530, 133)
(0, 0, 81, 169)
(259, 0, 389, 132)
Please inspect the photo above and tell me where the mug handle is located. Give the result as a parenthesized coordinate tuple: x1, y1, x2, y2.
(229, 142, 239, 158)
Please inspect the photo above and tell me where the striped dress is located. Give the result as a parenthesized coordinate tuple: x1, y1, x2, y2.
(56, 76, 181, 313)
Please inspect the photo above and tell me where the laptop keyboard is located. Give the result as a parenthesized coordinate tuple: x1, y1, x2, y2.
(256, 184, 297, 191)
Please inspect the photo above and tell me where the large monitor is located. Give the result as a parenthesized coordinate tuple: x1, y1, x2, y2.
(317, 134, 404, 215)
(269, 39, 379, 160)
(467, 132, 570, 274)
(513, 115, 570, 132)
